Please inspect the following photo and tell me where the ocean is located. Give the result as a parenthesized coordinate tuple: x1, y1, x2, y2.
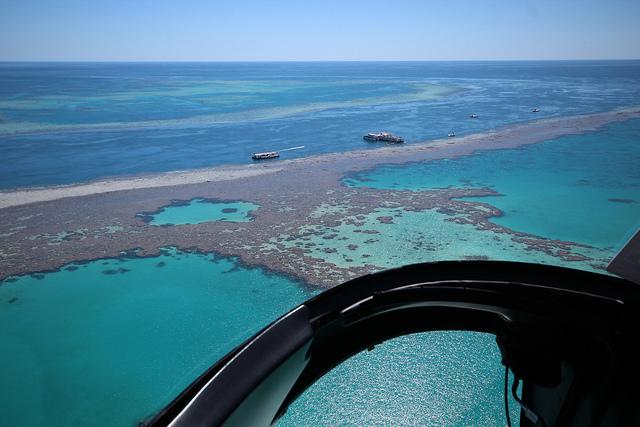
(1, 61, 640, 189)
(1, 61, 639, 426)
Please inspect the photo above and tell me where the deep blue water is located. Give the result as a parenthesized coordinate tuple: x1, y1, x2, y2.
(1, 61, 639, 189)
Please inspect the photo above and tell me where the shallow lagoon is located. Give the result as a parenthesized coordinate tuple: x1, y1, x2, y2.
(345, 119, 640, 250)
(271, 207, 609, 271)
(139, 198, 259, 225)
(0, 248, 310, 427)
(0, 246, 520, 427)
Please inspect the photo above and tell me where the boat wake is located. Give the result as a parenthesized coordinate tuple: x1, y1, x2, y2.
(278, 146, 305, 152)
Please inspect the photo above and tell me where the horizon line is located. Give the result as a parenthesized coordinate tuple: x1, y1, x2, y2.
(1, 58, 639, 63)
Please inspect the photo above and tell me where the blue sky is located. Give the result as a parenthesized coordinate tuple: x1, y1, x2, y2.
(1, 0, 639, 61)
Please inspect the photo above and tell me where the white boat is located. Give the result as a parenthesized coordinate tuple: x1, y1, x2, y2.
(469, 113, 478, 119)
(532, 107, 540, 113)
(252, 151, 280, 160)
(448, 131, 456, 137)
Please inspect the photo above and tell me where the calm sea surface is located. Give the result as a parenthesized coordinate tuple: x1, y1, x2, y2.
(1, 61, 639, 189)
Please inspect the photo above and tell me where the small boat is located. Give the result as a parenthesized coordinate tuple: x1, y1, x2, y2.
(252, 151, 280, 160)
(532, 107, 540, 113)
(448, 131, 456, 137)
(363, 132, 404, 144)
(469, 113, 478, 119)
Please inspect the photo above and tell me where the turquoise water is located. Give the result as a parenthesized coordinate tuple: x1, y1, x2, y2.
(140, 198, 259, 225)
(0, 248, 522, 427)
(345, 119, 640, 250)
(269, 207, 609, 271)
(280, 332, 519, 426)
(0, 246, 525, 427)
(0, 249, 311, 427)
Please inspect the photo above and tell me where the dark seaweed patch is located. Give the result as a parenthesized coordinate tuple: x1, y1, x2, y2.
(222, 264, 244, 274)
(464, 255, 490, 260)
(376, 216, 394, 224)
(608, 198, 636, 204)
(101, 268, 131, 275)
